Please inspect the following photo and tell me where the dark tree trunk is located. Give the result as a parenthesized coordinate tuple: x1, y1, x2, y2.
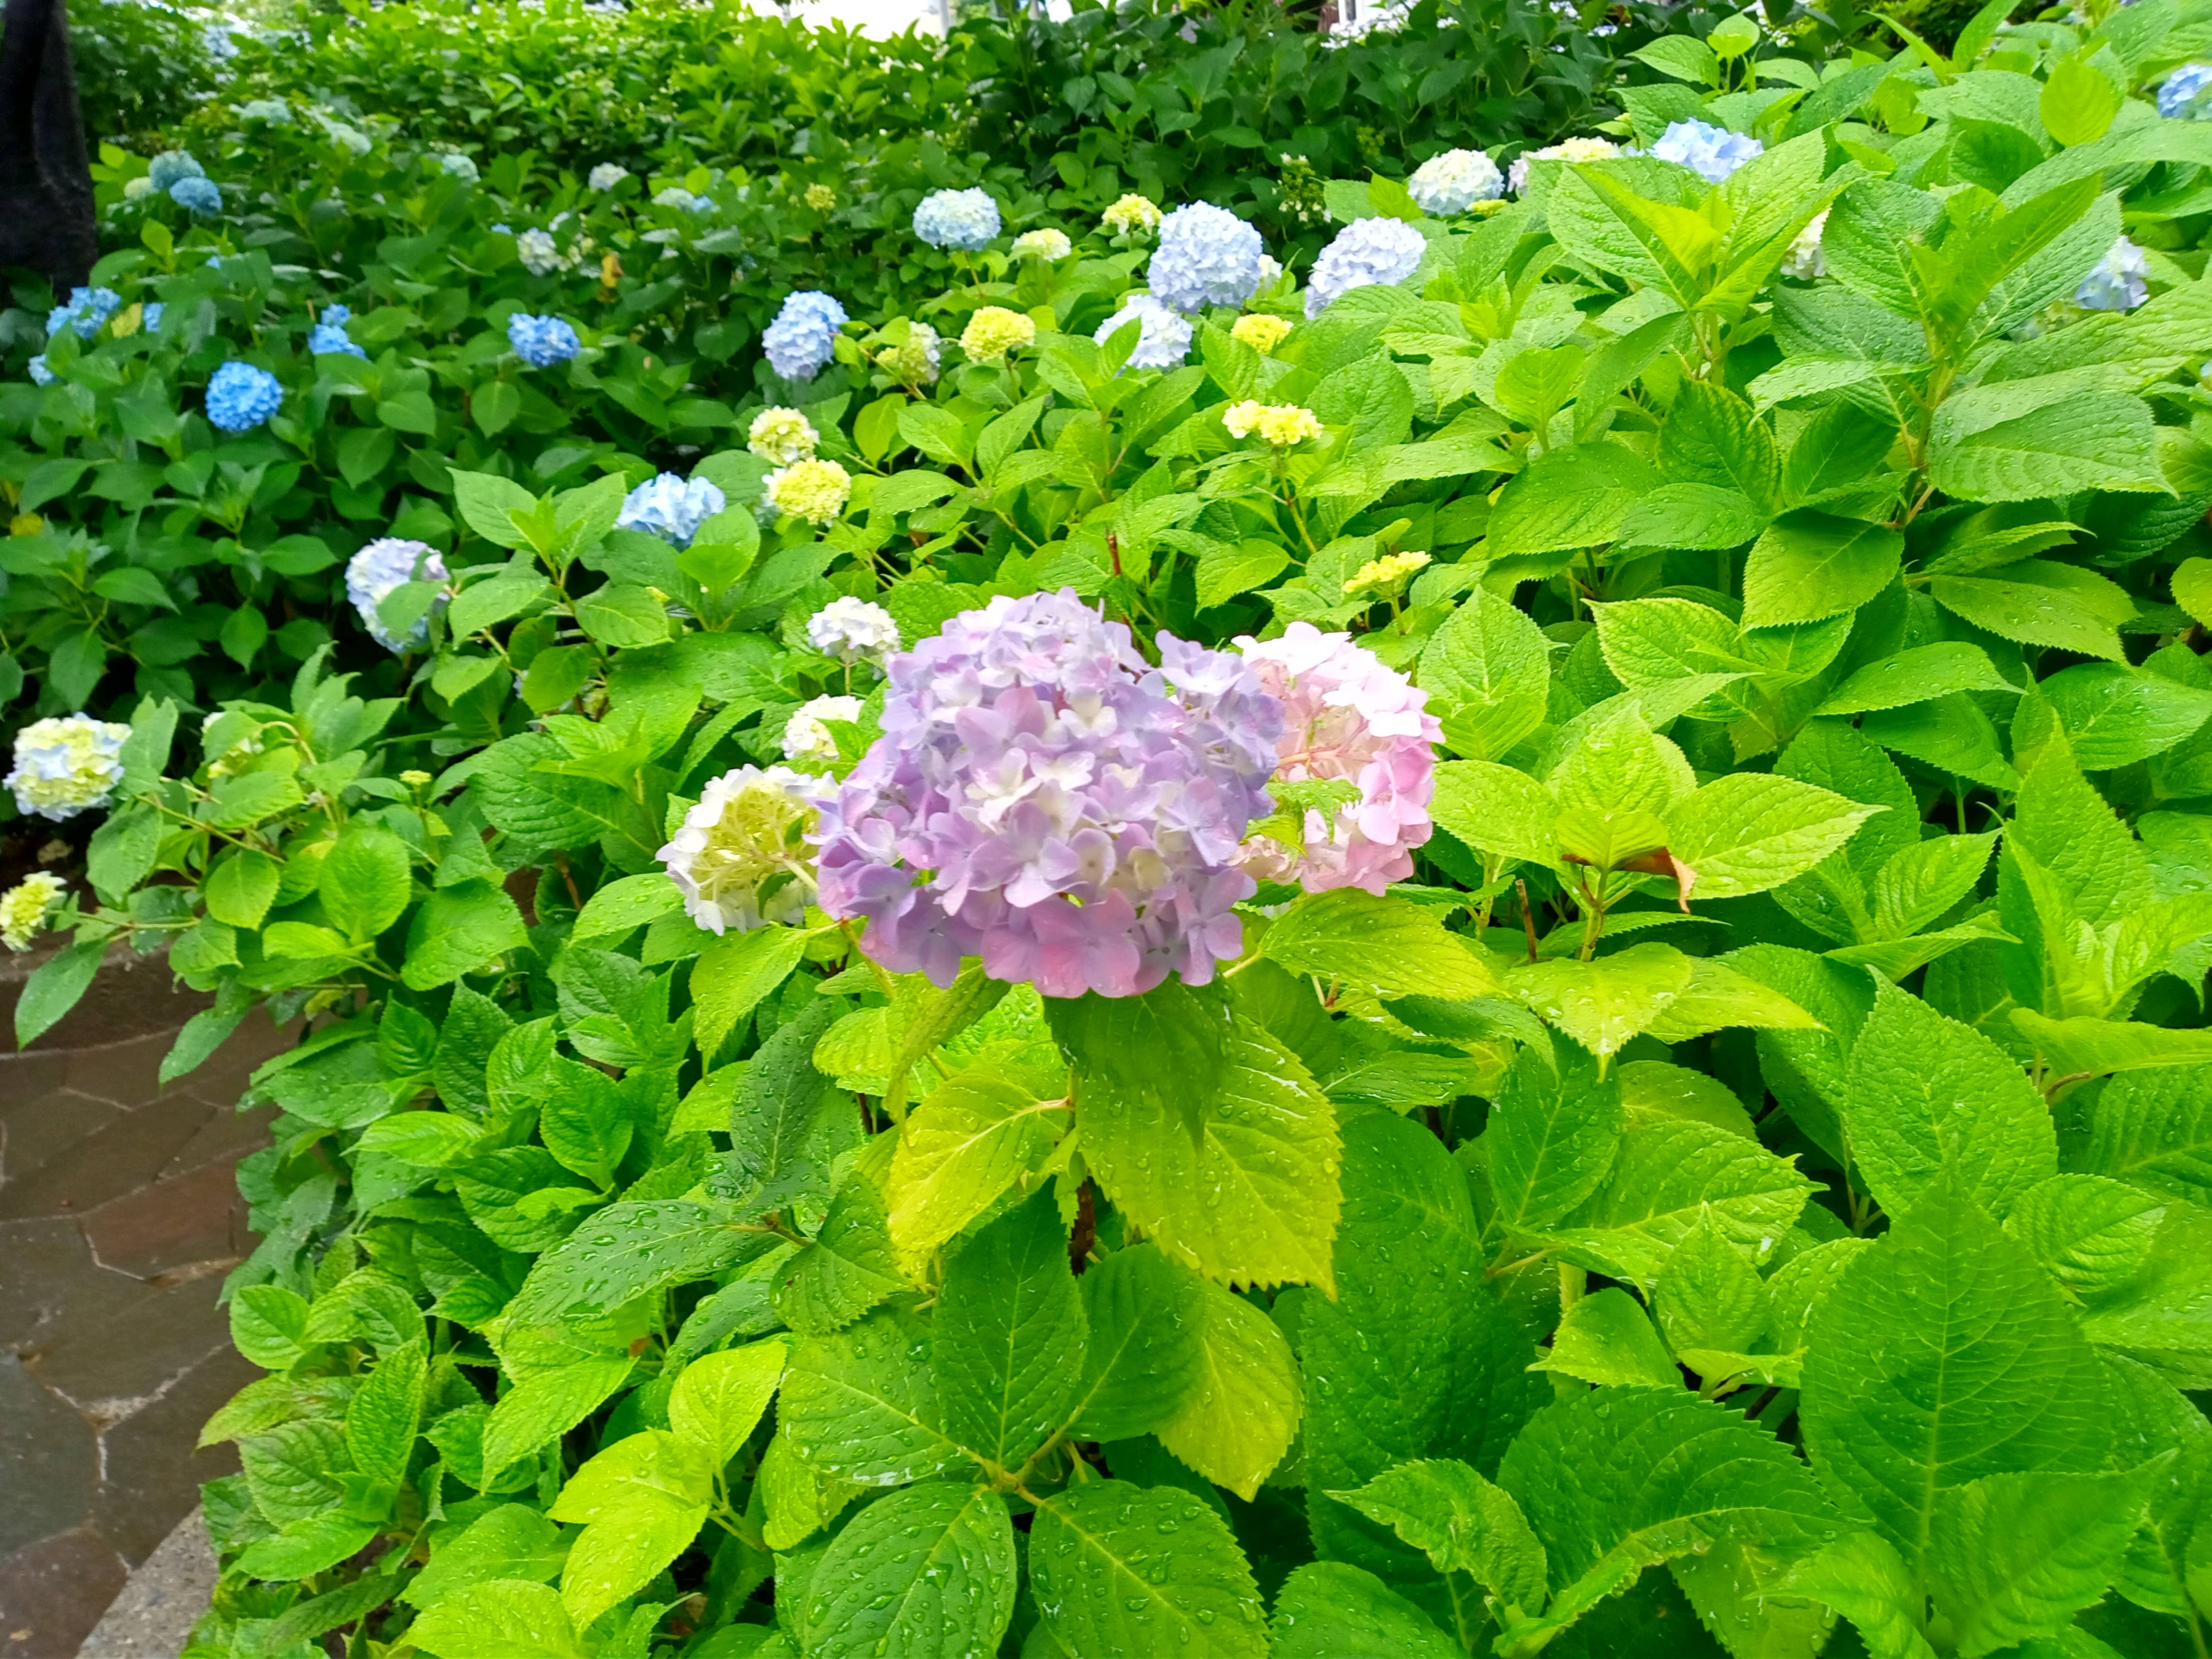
(0, 0, 98, 293)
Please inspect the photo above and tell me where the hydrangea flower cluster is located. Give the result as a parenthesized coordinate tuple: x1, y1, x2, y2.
(7, 716, 130, 821)
(1782, 210, 1828, 281)
(517, 230, 564, 276)
(1507, 135, 1621, 193)
(961, 306, 1036, 362)
(1408, 149, 1505, 215)
(201, 710, 264, 778)
(1012, 228, 1072, 261)
(1344, 549, 1431, 598)
(1095, 294, 1193, 369)
(653, 187, 707, 212)
(205, 362, 283, 433)
(804, 183, 838, 212)
(1101, 195, 1161, 236)
(309, 303, 366, 358)
(589, 163, 630, 191)
(811, 589, 1283, 998)
(748, 406, 819, 465)
(1231, 313, 1293, 354)
(27, 357, 52, 386)
(765, 460, 852, 526)
(170, 177, 223, 214)
(764, 291, 847, 381)
(877, 321, 941, 386)
(508, 313, 580, 367)
(619, 473, 727, 546)
(2160, 62, 2212, 118)
(2078, 237, 2151, 311)
(914, 187, 1002, 250)
(1150, 203, 1267, 313)
(439, 153, 479, 182)
(807, 597, 900, 664)
(148, 150, 203, 191)
(1305, 217, 1426, 318)
(1651, 119, 1764, 183)
(346, 538, 449, 651)
(659, 765, 823, 935)
(0, 872, 66, 953)
(1234, 623, 1440, 894)
(1223, 401, 1323, 446)
(1325, 0, 1409, 46)
(783, 694, 863, 764)
(48, 286, 120, 340)
(237, 98, 290, 123)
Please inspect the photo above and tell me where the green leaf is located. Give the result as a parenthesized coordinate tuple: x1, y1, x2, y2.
(1065, 1243, 1205, 1445)
(773, 1183, 904, 1336)
(479, 1357, 635, 1481)
(401, 881, 528, 990)
(691, 924, 809, 1055)
(15, 937, 105, 1045)
(574, 582, 671, 648)
(1430, 760, 1561, 870)
(509, 1201, 758, 1326)
(669, 1338, 787, 1465)
(344, 1336, 425, 1489)
(1654, 1212, 1772, 1357)
(1507, 943, 1696, 1063)
(403, 1507, 568, 1610)
(1739, 512, 1903, 628)
(805, 1483, 1016, 1659)
(230, 1284, 312, 1371)
(1485, 1045, 1624, 1232)
(1844, 978, 2057, 1221)
(932, 1192, 1081, 1472)
(2078, 1066, 2212, 1203)
(1799, 1172, 2112, 1574)
(1155, 1275, 1302, 1501)
(450, 470, 542, 551)
(571, 871, 685, 939)
(1028, 1481, 1267, 1659)
(884, 1072, 1070, 1270)
(1418, 587, 1552, 762)
(1929, 392, 2165, 503)
(1268, 1561, 1462, 1659)
(2040, 51, 2123, 146)
(205, 849, 282, 929)
(548, 1429, 714, 1627)
(1530, 1285, 1682, 1389)
(448, 574, 551, 638)
(320, 825, 412, 943)
(780, 1310, 968, 1486)
(2040, 662, 2212, 771)
(1928, 1469, 2149, 1654)
(1079, 1019, 1340, 1290)
(1664, 773, 1879, 900)
(1261, 888, 1500, 999)
(1328, 1459, 1548, 1610)
(1047, 981, 1231, 1140)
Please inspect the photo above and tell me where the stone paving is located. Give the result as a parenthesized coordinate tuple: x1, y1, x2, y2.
(0, 946, 286, 1658)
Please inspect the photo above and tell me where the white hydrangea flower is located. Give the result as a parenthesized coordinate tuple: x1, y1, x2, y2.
(1305, 217, 1426, 318)
(1012, 228, 1073, 260)
(589, 163, 630, 190)
(123, 176, 154, 202)
(1408, 149, 1505, 215)
(1782, 210, 1828, 280)
(7, 716, 130, 821)
(0, 872, 66, 951)
(1507, 135, 1621, 194)
(748, 406, 819, 465)
(346, 538, 450, 651)
(913, 187, 1001, 251)
(1094, 293, 1194, 370)
(658, 764, 822, 934)
(517, 230, 565, 276)
(783, 694, 864, 765)
(1150, 202, 1267, 313)
(653, 186, 701, 211)
(807, 596, 900, 664)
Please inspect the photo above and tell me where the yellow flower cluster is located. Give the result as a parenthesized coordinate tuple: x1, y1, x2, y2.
(766, 459, 853, 526)
(1230, 313, 1293, 355)
(804, 183, 838, 212)
(1222, 400, 1323, 447)
(1011, 228, 1072, 261)
(960, 306, 1037, 363)
(747, 405, 819, 466)
(1344, 550, 1432, 598)
(0, 872, 64, 952)
(1101, 194, 1162, 235)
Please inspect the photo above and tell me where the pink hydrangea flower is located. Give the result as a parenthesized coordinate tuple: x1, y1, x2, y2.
(811, 589, 1282, 999)
(1236, 622, 1441, 894)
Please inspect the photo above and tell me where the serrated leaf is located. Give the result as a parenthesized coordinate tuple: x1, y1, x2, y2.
(1028, 1481, 1267, 1659)
(804, 1483, 1017, 1659)
(932, 1192, 1082, 1472)
(1329, 1459, 1548, 1610)
(1260, 888, 1499, 1000)
(1155, 1276, 1301, 1501)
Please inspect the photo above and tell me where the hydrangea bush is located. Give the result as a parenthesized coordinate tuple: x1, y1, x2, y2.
(15, 2, 2212, 1657)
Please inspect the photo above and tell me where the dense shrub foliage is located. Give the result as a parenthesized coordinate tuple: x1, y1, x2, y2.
(16, 0, 2212, 1654)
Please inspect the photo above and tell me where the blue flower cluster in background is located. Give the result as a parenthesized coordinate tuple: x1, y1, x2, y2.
(912, 187, 1001, 251)
(508, 313, 581, 367)
(47, 287, 121, 340)
(1149, 203, 1267, 314)
(2160, 62, 2212, 119)
(147, 150, 204, 191)
(762, 290, 847, 382)
(1305, 216, 1425, 318)
(308, 303, 366, 358)
(619, 473, 726, 547)
(171, 176, 223, 214)
(205, 362, 284, 432)
(1650, 118, 1763, 183)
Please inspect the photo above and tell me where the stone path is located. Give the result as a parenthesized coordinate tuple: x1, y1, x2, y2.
(0, 946, 286, 1659)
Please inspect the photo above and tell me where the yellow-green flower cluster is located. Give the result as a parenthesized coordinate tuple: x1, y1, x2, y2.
(748, 405, 820, 465)
(1345, 549, 1432, 598)
(6, 715, 129, 821)
(960, 306, 1037, 363)
(0, 871, 65, 952)
(804, 183, 838, 212)
(1231, 313, 1293, 355)
(1101, 194, 1161, 235)
(1011, 228, 1072, 261)
(1222, 400, 1323, 447)
(765, 458, 853, 526)
(876, 321, 941, 386)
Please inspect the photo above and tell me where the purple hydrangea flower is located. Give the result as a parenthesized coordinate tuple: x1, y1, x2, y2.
(1304, 217, 1426, 318)
(763, 290, 847, 382)
(812, 589, 1283, 999)
(1149, 202, 1267, 314)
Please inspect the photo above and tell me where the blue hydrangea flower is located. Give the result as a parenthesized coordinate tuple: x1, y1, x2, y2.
(2160, 62, 2212, 118)
(913, 187, 1001, 251)
(508, 312, 581, 367)
(1149, 203, 1267, 315)
(27, 356, 52, 386)
(619, 473, 727, 547)
(2078, 237, 2150, 311)
(308, 307, 365, 357)
(147, 150, 204, 191)
(439, 152, 480, 182)
(763, 290, 847, 382)
(1650, 119, 1763, 184)
(205, 361, 283, 432)
(47, 286, 120, 340)
(1094, 293, 1193, 370)
(170, 177, 223, 215)
(346, 538, 450, 651)
(1305, 217, 1427, 319)
(142, 302, 164, 331)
